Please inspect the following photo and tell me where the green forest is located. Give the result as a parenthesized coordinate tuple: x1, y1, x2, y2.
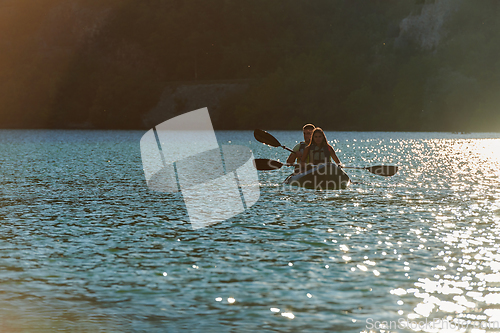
(1, 0, 500, 131)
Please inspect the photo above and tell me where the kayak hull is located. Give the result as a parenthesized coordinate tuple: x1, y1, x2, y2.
(283, 163, 350, 190)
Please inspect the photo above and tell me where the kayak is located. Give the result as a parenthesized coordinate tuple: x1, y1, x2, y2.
(283, 163, 350, 190)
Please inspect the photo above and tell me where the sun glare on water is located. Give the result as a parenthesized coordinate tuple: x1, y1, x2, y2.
(384, 137, 500, 332)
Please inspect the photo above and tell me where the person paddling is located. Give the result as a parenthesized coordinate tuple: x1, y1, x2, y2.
(286, 123, 315, 164)
(301, 127, 342, 166)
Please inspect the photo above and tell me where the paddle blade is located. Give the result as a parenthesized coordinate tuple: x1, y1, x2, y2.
(253, 159, 284, 171)
(254, 129, 282, 148)
(366, 165, 399, 177)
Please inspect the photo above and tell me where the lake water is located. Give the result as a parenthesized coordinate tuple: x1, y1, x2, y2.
(2, 130, 500, 332)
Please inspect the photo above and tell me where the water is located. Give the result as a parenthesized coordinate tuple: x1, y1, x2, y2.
(1, 130, 500, 332)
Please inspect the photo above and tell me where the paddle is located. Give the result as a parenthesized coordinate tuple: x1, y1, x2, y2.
(253, 159, 398, 177)
(253, 129, 398, 176)
(254, 129, 294, 153)
(343, 165, 399, 177)
(254, 158, 294, 170)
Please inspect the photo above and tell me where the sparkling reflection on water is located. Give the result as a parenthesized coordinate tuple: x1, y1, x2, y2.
(1, 130, 500, 332)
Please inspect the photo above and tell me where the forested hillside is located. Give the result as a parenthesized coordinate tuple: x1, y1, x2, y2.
(0, 0, 499, 131)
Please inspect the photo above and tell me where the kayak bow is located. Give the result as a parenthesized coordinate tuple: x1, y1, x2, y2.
(283, 163, 350, 190)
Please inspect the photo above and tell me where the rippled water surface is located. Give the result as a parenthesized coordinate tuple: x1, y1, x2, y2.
(2, 130, 500, 332)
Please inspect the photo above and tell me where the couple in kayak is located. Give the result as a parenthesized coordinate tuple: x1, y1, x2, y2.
(286, 124, 342, 168)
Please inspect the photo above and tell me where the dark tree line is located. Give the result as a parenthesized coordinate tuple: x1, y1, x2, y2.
(0, 0, 499, 131)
